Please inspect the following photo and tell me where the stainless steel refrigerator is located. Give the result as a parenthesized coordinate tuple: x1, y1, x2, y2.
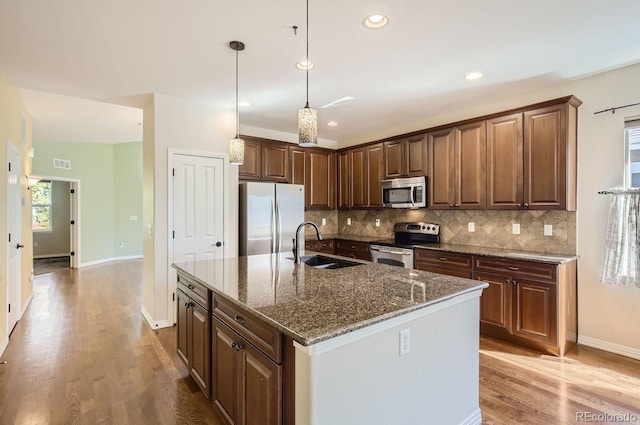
(239, 182, 305, 256)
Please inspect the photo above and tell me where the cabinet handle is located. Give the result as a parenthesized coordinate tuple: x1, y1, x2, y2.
(231, 341, 244, 351)
(507, 266, 519, 271)
(234, 315, 247, 326)
(523, 203, 529, 208)
(505, 278, 510, 284)
(512, 280, 517, 285)
(439, 257, 447, 261)
(449, 203, 454, 208)
(184, 302, 191, 308)
(187, 284, 195, 290)
(516, 203, 521, 208)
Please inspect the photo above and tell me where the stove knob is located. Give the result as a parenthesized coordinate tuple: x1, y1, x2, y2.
(422, 226, 425, 229)
(426, 226, 430, 230)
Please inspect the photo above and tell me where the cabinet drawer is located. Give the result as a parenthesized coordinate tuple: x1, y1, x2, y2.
(177, 273, 210, 310)
(213, 296, 282, 363)
(474, 257, 556, 283)
(414, 248, 473, 270)
(304, 239, 334, 253)
(335, 239, 370, 254)
(414, 262, 473, 279)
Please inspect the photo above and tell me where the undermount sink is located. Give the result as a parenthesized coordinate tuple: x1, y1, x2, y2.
(298, 255, 363, 269)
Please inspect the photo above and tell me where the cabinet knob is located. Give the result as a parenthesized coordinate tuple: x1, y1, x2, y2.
(505, 278, 510, 284)
(512, 280, 517, 285)
(231, 341, 244, 351)
(184, 302, 191, 308)
(449, 204, 454, 208)
(523, 203, 529, 208)
(234, 314, 247, 326)
(439, 257, 447, 261)
(516, 203, 521, 208)
(188, 284, 195, 289)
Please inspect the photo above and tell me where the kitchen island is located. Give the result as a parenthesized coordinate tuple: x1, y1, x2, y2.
(173, 252, 488, 425)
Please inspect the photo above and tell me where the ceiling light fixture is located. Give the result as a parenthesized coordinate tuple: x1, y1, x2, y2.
(465, 71, 483, 80)
(295, 60, 315, 70)
(298, 0, 318, 147)
(229, 40, 245, 165)
(327, 121, 338, 127)
(364, 14, 389, 29)
(238, 100, 251, 107)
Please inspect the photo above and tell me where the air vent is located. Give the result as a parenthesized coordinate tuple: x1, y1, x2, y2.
(53, 158, 71, 170)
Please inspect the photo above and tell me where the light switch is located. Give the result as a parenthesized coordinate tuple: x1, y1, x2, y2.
(321, 218, 327, 226)
(512, 223, 520, 235)
(375, 219, 381, 227)
(468, 222, 475, 232)
(544, 224, 553, 236)
(129, 215, 138, 221)
(347, 218, 352, 226)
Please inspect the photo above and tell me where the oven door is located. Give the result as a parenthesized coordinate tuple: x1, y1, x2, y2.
(370, 245, 414, 268)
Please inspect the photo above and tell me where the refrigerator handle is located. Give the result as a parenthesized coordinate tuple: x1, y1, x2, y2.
(276, 199, 282, 253)
(271, 198, 277, 254)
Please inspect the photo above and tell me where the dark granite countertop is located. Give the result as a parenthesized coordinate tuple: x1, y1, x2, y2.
(308, 234, 577, 264)
(173, 253, 486, 346)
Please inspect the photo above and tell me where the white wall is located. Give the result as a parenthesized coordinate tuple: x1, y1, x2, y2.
(142, 93, 237, 327)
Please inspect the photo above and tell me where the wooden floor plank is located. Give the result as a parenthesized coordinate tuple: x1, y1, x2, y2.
(1, 260, 639, 424)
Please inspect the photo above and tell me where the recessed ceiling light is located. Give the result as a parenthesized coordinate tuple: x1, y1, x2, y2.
(296, 60, 315, 70)
(238, 101, 251, 107)
(327, 121, 338, 127)
(465, 72, 483, 80)
(364, 14, 389, 29)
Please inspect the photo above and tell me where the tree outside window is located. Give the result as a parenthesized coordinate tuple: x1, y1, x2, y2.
(32, 180, 52, 231)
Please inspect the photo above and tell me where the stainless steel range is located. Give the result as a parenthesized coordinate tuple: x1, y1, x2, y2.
(369, 222, 440, 268)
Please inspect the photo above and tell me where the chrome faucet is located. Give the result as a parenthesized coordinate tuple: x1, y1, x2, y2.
(293, 221, 323, 263)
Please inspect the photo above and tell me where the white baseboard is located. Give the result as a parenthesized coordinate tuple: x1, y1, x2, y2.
(141, 305, 173, 330)
(0, 336, 7, 358)
(20, 293, 34, 320)
(459, 408, 482, 425)
(578, 335, 640, 361)
(79, 255, 142, 268)
(33, 253, 70, 259)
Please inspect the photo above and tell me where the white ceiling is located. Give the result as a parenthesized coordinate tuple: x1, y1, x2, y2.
(1, 0, 640, 146)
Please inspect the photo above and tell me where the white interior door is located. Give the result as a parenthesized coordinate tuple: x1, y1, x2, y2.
(6, 142, 22, 335)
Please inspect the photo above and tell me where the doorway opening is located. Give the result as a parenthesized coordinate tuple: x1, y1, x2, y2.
(31, 177, 80, 275)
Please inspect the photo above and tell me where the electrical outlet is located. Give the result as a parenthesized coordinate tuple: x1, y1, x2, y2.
(321, 218, 327, 226)
(347, 218, 352, 226)
(544, 224, 553, 236)
(119, 242, 125, 248)
(468, 222, 475, 232)
(34, 241, 38, 247)
(512, 223, 520, 235)
(399, 329, 411, 356)
(375, 218, 381, 227)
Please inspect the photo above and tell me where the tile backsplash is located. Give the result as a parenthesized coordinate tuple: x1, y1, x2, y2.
(307, 208, 575, 255)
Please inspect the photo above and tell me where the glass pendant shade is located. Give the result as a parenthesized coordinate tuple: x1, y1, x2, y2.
(298, 105, 318, 147)
(229, 137, 245, 165)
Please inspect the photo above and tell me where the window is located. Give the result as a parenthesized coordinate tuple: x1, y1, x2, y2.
(32, 180, 52, 232)
(625, 119, 640, 187)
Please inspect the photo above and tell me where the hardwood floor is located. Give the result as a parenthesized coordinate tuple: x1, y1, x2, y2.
(1, 260, 639, 425)
(0, 260, 223, 425)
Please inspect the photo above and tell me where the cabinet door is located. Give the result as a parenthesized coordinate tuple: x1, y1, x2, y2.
(383, 139, 405, 178)
(487, 113, 523, 209)
(512, 279, 558, 345)
(243, 342, 282, 425)
(475, 272, 512, 333)
(212, 319, 241, 425)
(455, 121, 486, 209)
(428, 128, 456, 209)
(238, 138, 262, 180)
(190, 302, 211, 398)
(365, 143, 384, 208)
(338, 151, 351, 209)
(262, 142, 289, 182)
(176, 290, 190, 366)
(350, 148, 366, 209)
(524, 104, 566, 209)
(289, 147, 305, 186)
(306, 150, 335, 210)
(405, 134, 428, 177)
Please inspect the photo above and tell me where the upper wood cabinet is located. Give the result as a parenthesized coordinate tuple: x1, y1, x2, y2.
(338, 143, 384, 210)
(428, 121, 486, 209)
(290, 147, 335, 210)
(487, 98, 579, 211)
(239, 136, 289, 182)
(383, 134, 428, 179)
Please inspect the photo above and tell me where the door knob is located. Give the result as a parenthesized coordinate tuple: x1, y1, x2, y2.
(213, 241, 222, 247)
(16, 243, 24, 249)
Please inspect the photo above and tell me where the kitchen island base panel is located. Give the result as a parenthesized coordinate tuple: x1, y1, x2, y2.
(294, 294, 483, 425)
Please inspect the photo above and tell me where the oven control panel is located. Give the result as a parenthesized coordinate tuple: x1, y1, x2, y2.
(393, 222, 440, 235)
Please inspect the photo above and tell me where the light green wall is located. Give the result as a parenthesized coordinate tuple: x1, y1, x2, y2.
(32, 141, 142, 264)
(114, 142, 143, 256)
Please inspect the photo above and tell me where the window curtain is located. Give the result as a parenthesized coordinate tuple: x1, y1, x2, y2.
(601, 188, 640, 287)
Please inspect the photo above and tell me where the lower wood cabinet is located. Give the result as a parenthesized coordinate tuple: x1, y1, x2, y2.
(334, 239, 371, 261)
(177, 288, 211, 397)
(414, 248, 473, 279)
(212, 317, 282, 425)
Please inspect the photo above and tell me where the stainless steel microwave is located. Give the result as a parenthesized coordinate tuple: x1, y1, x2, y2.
(381, 176, 427, 208)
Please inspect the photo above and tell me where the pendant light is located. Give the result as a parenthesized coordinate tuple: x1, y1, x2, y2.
(298, 0, 318, 147)
(229, 40, 245, 165)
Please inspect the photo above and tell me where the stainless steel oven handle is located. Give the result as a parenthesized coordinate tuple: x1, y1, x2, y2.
(371, 247, 412, 256)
